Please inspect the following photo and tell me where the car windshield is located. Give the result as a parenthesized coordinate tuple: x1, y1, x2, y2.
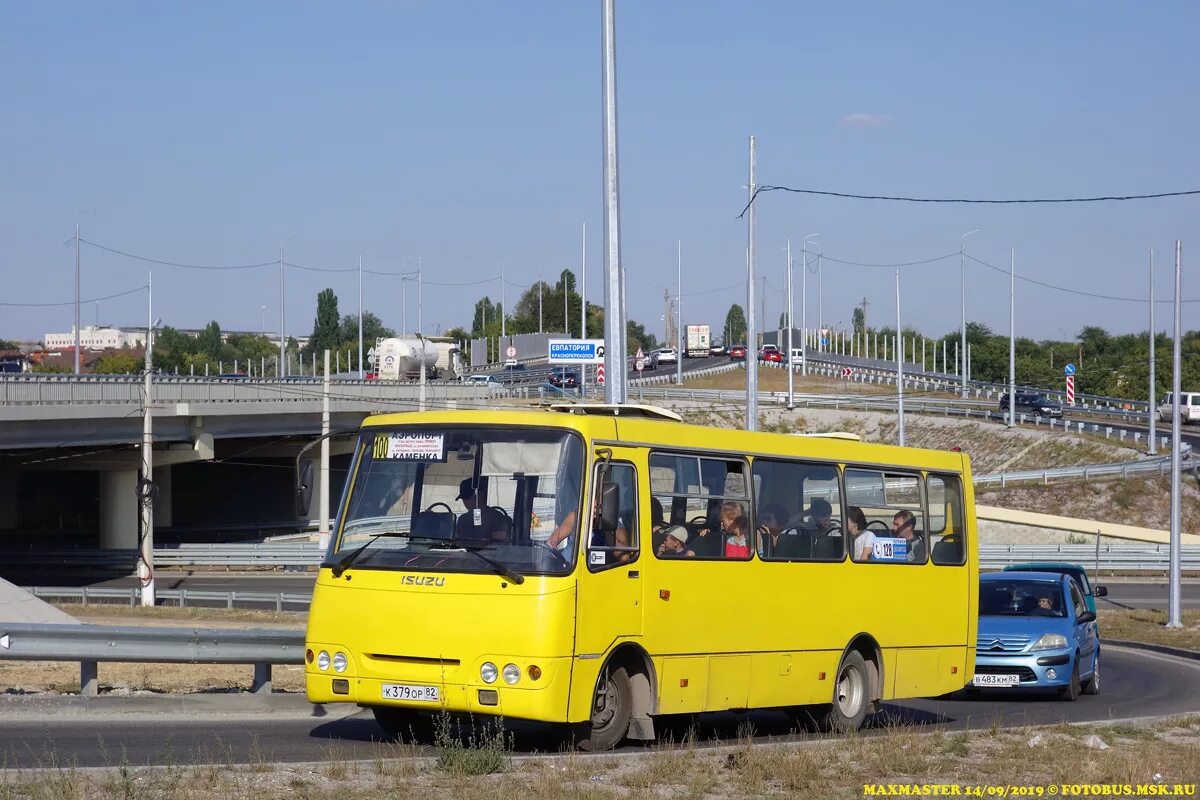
(980, 580, 1066, 618)
(334, 426, 584, 576)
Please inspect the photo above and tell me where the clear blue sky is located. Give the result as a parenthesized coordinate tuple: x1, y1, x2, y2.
(3, 1, 1198, 344)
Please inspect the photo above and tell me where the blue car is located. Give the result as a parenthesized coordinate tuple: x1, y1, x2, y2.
(972, 571, 1100, 700)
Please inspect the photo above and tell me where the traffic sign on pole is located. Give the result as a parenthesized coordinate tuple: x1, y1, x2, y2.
(1064, 363, 1076, 377)
(506, 345, 517, 359)
(596, 365, 606, 384)
(1066, 375, 1075, 405)
(634, 347, 645, 372)
(548, 339, 605, 364)
(841, 367, 853, 379)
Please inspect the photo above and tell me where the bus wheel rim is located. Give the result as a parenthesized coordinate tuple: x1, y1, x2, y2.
(836, 664, 864, 717)
(593, 677, 618, 729)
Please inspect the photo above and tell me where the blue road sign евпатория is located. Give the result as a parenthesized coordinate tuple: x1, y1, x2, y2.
(548, 339, 606, 364)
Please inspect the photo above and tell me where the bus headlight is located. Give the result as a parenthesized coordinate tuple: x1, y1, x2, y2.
(502, 663, 521, 685)
(332, 652, 347, 673)
(480, 662, 498, 684)
(316, 650, 331, 670)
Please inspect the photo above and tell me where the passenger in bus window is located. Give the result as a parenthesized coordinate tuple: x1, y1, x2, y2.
(720, 501, 751, 558)
(848, 506, 875, 561)
(657, 525, 695, 558)
(454, 479, 508, 542)
(891, 510, 924, 563)
(803, 497, 836, 537)
(650, 497, 671, 551)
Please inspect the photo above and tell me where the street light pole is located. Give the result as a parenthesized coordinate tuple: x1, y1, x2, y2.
(746, 135, 758, 431)
(140, 271, 155, 607)
(278, 241, 286, 377)
(676, 239, 683, 385)
(786, 238, 794, 409)
(1168, 240, 1183, 629)
(1148, 250, 1156, 455)
(357, 255, 364, 379)
(74, 223, 81, 374)
(601, 0, 626, 404)
(960, 229, 979, 398)
(896, 269, 904, 446)
(1008, 247, 1016, 428)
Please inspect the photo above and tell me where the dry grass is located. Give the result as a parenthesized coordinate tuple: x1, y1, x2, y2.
(1, 718, 1196, 799)
(1099, 609, 1200, 651)
(977, 474, 1200, 531)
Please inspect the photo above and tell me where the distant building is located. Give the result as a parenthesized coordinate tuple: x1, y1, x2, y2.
(43, 326, 147, 351)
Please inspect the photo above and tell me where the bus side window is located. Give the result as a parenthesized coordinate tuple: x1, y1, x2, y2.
(928, 474, 965, 566)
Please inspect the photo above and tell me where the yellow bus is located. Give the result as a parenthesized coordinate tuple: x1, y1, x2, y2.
(303, 404, 977, 749)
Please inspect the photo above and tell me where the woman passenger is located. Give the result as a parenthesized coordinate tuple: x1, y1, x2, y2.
(720, 501, 751, 558)
(848, 506, 874, 561)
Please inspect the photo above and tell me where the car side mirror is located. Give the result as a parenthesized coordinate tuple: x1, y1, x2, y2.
(1094, 585, 1108, 597)
(296, 458, 314, 517)
(1076, 610, 1096, 624)
(599, 481, 620, 532)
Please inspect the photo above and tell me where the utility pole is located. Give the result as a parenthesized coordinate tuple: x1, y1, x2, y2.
(74, 223, 81, 374)
(320, 350, 331, 543)
(676, 239, 683, 386)
(818, 251, 823, 352)
(581, 222, 587, 394)
(1008, 247, 1016, 428)
(746, 135, 758, 431)
(1168, 240, 1182, 629)
(601, 0, 626, 404)
(960, 230, 979, 397)
(501, 262, 506, 340)
(357, 256, 364, 379)
(417, 259, 423, 339)
(786, 238, 794, 409)
(860, 296, 868, 359)
(278, 241, 286, 376)
(140, 271, 155, 607)
(1148, 250, 1156, 455)
(896, 270, 904, 446)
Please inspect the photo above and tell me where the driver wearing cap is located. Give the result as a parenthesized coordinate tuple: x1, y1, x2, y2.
(454, 478, 508, 542)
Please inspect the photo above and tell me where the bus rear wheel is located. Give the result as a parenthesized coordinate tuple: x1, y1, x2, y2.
(577, 665, 632, 751)
(820, 650, 871, 733)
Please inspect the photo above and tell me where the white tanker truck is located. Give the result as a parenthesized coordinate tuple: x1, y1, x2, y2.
(371, 337, 441, 380)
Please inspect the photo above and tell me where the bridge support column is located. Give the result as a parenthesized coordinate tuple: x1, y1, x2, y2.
(153, 464, 173, 529)
(0, 466, 16, 530)
(99, 470, 138, 549)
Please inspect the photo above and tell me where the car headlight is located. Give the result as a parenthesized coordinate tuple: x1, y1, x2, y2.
(332, 652, 347, 673)
(502, 663, 521, 685)
(316, 650, 331, 670)
(480, 662, 498, 684)
(1031, 633, 1068, 651)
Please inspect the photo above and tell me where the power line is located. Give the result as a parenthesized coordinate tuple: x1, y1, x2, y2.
(284, 261, 356, 274)
(0, 284, 148, 308)
(82, 239, 275, 271)
(966, 254, 1200, 304)
(738, 184, 1200, 218)
(820, 252, 959, 268)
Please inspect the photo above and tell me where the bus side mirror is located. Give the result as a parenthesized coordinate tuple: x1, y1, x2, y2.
(599, 481, 620, 532)
(296, 458, 314, 517)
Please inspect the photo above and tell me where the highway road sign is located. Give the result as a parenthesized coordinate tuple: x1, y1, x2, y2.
(548, 339, 605, 364)
(505, 345, 517, 359)
(820, 337, 829, 347)
(1065, 363, 1076, 376)
(596, 365, 606, 384)
(1066, 375, 1076, 404)
(634, 347, 645, 372)
(841, 367, 853, 378)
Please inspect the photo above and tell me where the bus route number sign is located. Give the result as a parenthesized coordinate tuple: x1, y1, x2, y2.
(872, 537, 908, 562)
(372, 433, 446, 462)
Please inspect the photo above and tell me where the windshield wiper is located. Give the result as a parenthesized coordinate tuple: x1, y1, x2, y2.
(408, 537, 526, 585)
(330, 532, 408, 578)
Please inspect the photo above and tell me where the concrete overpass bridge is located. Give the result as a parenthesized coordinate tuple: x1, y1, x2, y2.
(0, 376, 492, 567)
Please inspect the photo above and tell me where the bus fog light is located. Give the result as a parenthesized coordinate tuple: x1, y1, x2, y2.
(1046, 668, 1057, 680)
(528, 665, 542, 681)
(332, 652, 347, 673)
(316, 651, 330, 671)
(502, 664, 521, 685)
(480, 662, 498, 684)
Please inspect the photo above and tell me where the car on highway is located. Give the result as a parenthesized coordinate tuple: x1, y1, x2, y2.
(463, 374, 503, 387)
(1158, 392, 1200, 423)
(973, 571, 1099, 700)
(790, 347, 804, 365)
(709, 343, 726, 356)
(650, 348, 677, 368)
(759, 346, 784, 363)
(999, 392, 1063, 418)
(728, 344, 748, 361)
(548, 367, 579, 389)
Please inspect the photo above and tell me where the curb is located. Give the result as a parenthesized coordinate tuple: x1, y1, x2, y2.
(0, 690, 327, 717)
(1106, 638, 1200, 662)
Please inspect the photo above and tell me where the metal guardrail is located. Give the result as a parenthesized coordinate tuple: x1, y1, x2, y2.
(24, 585, 314, 610)
(978, 543, 1200, 571)
(0, 621, 303, 695)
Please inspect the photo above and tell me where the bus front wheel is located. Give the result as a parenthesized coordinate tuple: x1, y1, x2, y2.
(821, 650, 870, 733)
(578, 665, 633, 751)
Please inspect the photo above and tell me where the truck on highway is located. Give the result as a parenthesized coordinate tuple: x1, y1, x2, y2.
(684, 324, 711, 358)
(370, 337, 441, 380)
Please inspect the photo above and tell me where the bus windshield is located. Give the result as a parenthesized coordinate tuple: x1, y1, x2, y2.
(334, 426, 584, 577)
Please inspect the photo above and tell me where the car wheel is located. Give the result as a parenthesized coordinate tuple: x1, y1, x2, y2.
(1058, 657, 1081, 701)
(577, 665, 632, 752)
(1082, 651, 1100, 696)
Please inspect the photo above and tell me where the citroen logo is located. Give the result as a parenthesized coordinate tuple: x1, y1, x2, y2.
(989, 640, 1004, 651)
